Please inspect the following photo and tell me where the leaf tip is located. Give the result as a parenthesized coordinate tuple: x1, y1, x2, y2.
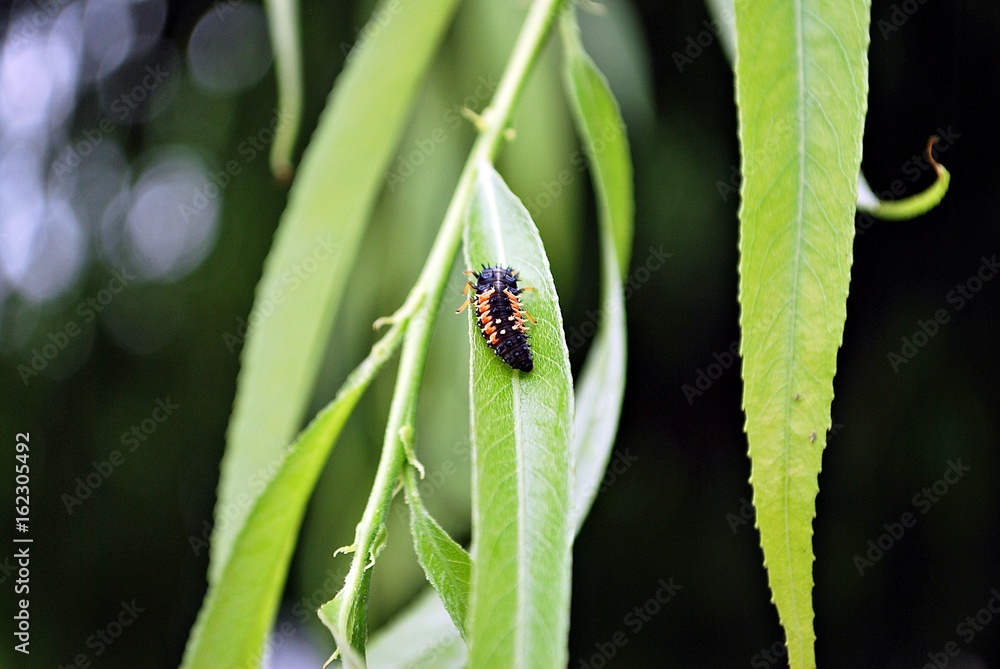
(272, 160, 295, 186)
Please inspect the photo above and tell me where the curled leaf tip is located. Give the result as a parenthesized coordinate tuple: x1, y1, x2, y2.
(926, 134, 943, 177)
(856, 135, 951, 221)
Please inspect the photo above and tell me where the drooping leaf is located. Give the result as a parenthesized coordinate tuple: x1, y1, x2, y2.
(405, 469, 472, 637)
(463, 161, 574, 669)
(181, 320, 408, 669)
(734, 1, 870, 667)
(560, 12, 632, 530)
(262, 0, 303, 181)
(211, 0, 462, 587)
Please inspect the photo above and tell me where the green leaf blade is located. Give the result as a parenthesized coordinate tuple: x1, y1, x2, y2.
(212, 0, 462, 587)
(560, 13, 633, 530)
(464, 162, 574, 669)
(181, 322, 407, 669)
(406, 475, 472, 637)
(734, 1, 870, 667)
(561, 20, 634, 276)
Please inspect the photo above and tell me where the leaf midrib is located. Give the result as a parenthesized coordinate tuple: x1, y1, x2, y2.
(781, 0, 808, 634)
(477, 163, 534, 665)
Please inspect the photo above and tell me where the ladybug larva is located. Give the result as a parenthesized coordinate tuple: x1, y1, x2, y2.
(456, 265, 536, 372)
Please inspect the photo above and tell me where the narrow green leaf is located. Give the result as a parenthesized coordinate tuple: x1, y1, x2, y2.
(856, 137, 950, 220)
(263, 0, 303, 182)
(181, 320, 409, 669)
(560, 13, 633, 530)
(463, 162, 574, 669)
(560, 17, 633, 274)
(405, 468, 472, 637)
(211, 0, 462, 586)
(735, 2, 870, 667)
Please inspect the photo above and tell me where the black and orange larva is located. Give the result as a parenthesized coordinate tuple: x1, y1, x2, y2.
(456, 265, 536, 372)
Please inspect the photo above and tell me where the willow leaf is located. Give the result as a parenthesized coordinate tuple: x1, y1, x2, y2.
(735, 1, 870, 667)
(405, 467, 472, 638)
(464, 162, 574, 669)
(560, 11, 632, 530)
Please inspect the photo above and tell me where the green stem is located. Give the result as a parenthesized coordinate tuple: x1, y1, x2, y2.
(263, 0, 303, 183)
(333, 0, 569, 648)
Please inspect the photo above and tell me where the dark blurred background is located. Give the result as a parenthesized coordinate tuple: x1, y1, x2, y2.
(0, 0, 997, 667)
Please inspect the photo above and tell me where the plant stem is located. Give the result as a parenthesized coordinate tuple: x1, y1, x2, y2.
(332, 0, 569, 649)
(263, 0, 303, 182)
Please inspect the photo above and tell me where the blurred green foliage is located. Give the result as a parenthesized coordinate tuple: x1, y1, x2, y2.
(0, 0, 997, 667)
